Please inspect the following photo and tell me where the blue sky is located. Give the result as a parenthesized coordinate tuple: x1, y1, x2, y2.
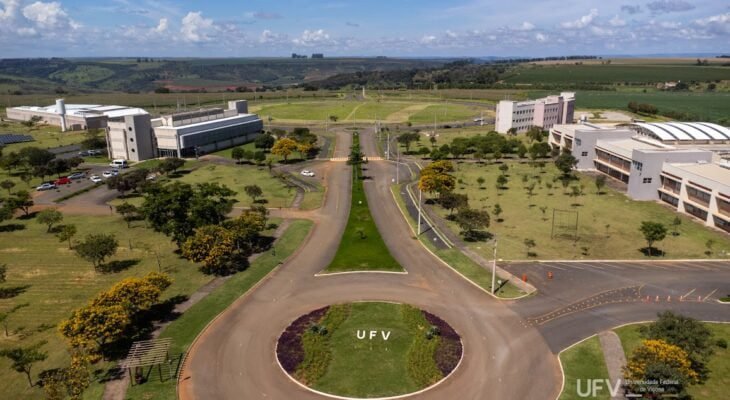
(0, 0, 728, 57)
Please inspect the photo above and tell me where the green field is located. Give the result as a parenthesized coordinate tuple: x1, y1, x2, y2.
(124, 219, 313, 400)
(508, 64, 730, 85)
(431, 161, 730, 260)
(326, 144, 401, 273)
(408, 103, 485, 124)
(0, 120, 87, 151)
(0, 214, 209, 400)
(559, 336, 610, 400)
(290, 302, 451, 398)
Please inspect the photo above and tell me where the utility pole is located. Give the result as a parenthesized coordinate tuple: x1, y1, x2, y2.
(386, 131, 390, 160)
(396, 144, 400, 184)
(491, 240, 498, 294)
(417, 188, 423, 235)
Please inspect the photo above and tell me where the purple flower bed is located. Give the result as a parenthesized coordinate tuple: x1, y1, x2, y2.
(276, 306, 329, 373)
(423, 311, 463, 376)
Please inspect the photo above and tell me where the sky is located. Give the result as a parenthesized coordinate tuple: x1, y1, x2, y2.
(0, 0, 728, 57)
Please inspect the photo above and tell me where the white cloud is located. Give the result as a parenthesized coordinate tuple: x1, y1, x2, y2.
(181, 11, 214, 42)
(609, 15, 626, 27)
(22, 1, 76, 29)
(561, 9, 598, 29)
(259, 29, 287, 44)
(420, 35, 436, 44)
(293, 29, 331, 46)
(17, 26, 37, 36)
(154, 18, 168, 33)
(0, 0, 19, 21)
(515, 21, 534, 31)
(693, 13, 730, 35)
(535, 32, 547, 42)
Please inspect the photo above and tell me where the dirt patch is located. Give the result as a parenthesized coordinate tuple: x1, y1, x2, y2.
(386, 103, 432, 122)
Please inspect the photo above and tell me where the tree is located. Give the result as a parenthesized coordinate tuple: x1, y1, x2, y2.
(595, 175, 607, 194)
(0, 179, 15, 194)
(439, 192, 468, 216)
(555, 152, 578, 177)
(244, 184, 263, 204)
(271, 138, 298, 163)
(454, 208, 490, 241)
(624, 339, 698, 396)
(254, 133, 275, 150)
(297, 142, 313, 159)
(328, 115, 338, 122)
(671, 216, 682, 236)
(56, 224, 77, 249)
(639, 311, 714, 382)
(418, 169, 456, 196)
(493, 204, 503, 222)
(253, 151, 266, 165)
(517, 143, 528, 159)
(182, 225, 239, 275)
(58, 305, 130, 353)
(115, 202, 140, 228)
(397, 132, 420, 153)
(7, 190, 33, 217)
(0, 263, 5, 283)
(526, 126, 543, 143)
(0, 303, 29, 336)
(526, 182, 536, 197)
(158, 157, 185, 175)
(36, 209, 63, 233)
(74, 234, 119, 269)
(498, 163, 509, 175)
(19, 147, 55, 168)
(0, 341, 48, 387)
(523, 238, 537, 257)
(639, 221, 667, 256)
(92, 272, 172, 314)
(231, 147, 246, 164)
(496, 174, 508, 190)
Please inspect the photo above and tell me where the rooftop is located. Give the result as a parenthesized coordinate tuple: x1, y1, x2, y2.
(11, 103, 147, 119)
(630, 122, 730, 142)
(596, 137, 666, 159)
(666, 162, 730, 188)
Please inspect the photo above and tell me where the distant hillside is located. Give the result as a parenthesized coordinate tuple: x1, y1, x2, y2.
(0, 57, 445, 94)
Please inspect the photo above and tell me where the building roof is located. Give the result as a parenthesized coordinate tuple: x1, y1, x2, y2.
(11, 104, 147, 119)
(631, 122, 730, 142)
(595, 137, 665, 159)
(666, 162, 730, 188)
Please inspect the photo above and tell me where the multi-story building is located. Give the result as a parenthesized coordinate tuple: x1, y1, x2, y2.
(549, 122, 730, 232)
(495, 92, 575, 134)
(106, 112, 156, 162)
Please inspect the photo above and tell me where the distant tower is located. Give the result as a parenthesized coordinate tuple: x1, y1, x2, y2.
(56, 99, 67, 132)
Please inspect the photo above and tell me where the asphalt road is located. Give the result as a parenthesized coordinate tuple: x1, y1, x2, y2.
(180, 128, 730, 400)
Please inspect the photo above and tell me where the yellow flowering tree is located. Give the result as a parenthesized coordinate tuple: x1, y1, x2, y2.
(182, 225, 237, 274)
(418, 160, 456, 196)
(271, 137, 299, 163)
(624, 339, 698, 396)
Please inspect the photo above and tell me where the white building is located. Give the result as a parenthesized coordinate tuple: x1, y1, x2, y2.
(549, 122, 730, 233)
(6, 100, 147, 132)
(495, 92, 575, 134)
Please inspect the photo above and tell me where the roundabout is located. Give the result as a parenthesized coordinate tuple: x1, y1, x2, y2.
(275, 302, 463, 399)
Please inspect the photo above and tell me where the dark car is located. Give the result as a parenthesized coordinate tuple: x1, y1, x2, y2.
(68, 172, 86, 180)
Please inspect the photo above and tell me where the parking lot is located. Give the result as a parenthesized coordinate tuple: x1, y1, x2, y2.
(32, 162, 126, 205)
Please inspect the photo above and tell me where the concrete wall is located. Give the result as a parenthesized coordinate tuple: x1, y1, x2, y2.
(627, 149, 713, 201)
(106, 114, 155, 162)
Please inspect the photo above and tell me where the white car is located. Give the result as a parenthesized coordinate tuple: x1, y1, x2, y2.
(90, 175, 103, 183)
(36, 182, 57, 191)
(300, 170, 315, 177)
(102, 170, 118, 178)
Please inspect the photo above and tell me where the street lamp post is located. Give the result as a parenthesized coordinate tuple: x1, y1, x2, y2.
(491, 240, 498, 294)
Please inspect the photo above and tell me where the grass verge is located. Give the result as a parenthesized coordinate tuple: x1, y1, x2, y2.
(123, 219, 314, 400)
(558, 336, 610, 400)
(325, 147, 402, 272)
(390, 184, 525, 298)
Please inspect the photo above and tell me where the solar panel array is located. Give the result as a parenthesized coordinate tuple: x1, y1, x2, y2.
(0, 134, 35, 145)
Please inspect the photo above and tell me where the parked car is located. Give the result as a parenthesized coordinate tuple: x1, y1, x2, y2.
(109, 159, 129, 169)
(36, 182, 57, 191)
(78, 150, 90, 157)
(146, 173, 157, 181)
(102, 170, 119, 178)
(89, 175, 102, 183)
(54, 177, 72, 185)
(68, 172, 86, 180)
(300, 170, 315, 177)
(88, 149, 103, 156)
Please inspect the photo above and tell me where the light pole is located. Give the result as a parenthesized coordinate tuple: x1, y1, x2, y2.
(491, 239, 498, 294)
(386, 131, 390, 160)
(417, 188, 423, 235)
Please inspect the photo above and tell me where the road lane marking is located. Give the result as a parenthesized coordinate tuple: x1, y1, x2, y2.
(681, 288, 696, 299)
(703, 289, 718, 302)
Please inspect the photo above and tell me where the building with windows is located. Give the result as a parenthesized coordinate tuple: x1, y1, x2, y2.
(549, 122, 730, 232)
(495, 92, 575, 134)
(106, 112, 155, 162)
(152, 101, 263, 158)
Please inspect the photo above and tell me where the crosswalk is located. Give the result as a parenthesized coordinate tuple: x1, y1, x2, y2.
(330, 156, 384, 162)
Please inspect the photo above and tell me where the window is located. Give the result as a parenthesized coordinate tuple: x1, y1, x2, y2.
(575, 138, 582, 146)
(128, 127, 133, 131)
(632, 161, 643, 171)
(131, 148, 135, 152)
(642, 177, 652, 184)
(130, 138, 134, 142)
(581, 151, 588, 157)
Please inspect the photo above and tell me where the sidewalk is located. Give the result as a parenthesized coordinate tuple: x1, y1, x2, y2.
(598, 331, 627, 400)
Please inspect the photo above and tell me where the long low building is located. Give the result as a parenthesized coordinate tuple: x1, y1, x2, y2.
(106, 100, 263, 161)
(6, 100, 147, 131)
(550, 122, 730, 233)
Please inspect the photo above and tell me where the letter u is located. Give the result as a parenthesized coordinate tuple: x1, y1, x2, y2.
(356, 330, 366, 339)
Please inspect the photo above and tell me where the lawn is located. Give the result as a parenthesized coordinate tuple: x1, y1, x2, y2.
(176, 163, 297, 208)
(124, 219, 313, 400)
(431, 161, 730, 260)
(0, 120, 87, 151)
(325, 154, 402, 273)
(390, 184, 524, 299)
(558, 336, 610, 400)
(346, 101, 420, 122)
(257, 101, 358, 121)
(614, 322, 730, 400)
(282, 302, 456, 398)
(0, 214, 210, 400)
(507, 64, 730, 85)
(408, 103, 486, 124)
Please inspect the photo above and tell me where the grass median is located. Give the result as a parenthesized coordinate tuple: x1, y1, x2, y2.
(325, 147, 402, 272)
